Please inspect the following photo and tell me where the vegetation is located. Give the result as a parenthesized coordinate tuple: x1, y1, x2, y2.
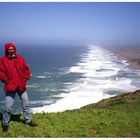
(0, 90, 140, 137)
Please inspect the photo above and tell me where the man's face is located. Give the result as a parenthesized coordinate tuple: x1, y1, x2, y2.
(8, 47, 15, 56)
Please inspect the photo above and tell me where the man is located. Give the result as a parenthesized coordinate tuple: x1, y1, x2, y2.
(0, 43, 37, 132)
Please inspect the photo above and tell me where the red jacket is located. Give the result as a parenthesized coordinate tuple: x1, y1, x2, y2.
(0, 54, 31, 93)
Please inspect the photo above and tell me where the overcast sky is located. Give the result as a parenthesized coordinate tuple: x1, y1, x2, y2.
(0, 2, 140, 46)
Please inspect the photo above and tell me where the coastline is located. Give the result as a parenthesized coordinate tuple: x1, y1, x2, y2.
(0, 90, 140, 137)
(31, 46, 140, 114)
(106, 46, 140, 70)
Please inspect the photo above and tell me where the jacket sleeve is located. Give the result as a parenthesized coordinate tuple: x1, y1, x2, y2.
(23, 58, 31, 80)
(0, 60, 9, 83)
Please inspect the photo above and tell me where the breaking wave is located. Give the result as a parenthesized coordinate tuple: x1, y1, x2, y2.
(31, 45, 140, 113)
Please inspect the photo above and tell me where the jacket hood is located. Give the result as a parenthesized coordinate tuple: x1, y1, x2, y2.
(5, 43, 16, 51)
(4, 43, 16, 55)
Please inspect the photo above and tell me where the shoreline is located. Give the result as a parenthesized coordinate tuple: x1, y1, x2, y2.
(106, 46, 140, 71)
(31, 46, 140, 114)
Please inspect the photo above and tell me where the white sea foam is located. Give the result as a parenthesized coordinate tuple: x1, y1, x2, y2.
(26, 84, 39, 88)
(31, 45, 139, 113)
(36, 76, 47, 79)
(31, 90, 112, 114)
(30, 100, 53, 105)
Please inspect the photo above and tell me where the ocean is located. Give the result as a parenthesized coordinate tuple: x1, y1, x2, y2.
(0, 44, 140, 113)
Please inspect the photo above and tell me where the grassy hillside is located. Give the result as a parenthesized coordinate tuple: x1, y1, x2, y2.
(0, 90, 140, 137)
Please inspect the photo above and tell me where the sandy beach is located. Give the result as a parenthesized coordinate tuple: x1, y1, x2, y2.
(106, 46, 140, 70)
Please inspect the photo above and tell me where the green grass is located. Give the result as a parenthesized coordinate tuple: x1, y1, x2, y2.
(0, 90, 140, 137)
